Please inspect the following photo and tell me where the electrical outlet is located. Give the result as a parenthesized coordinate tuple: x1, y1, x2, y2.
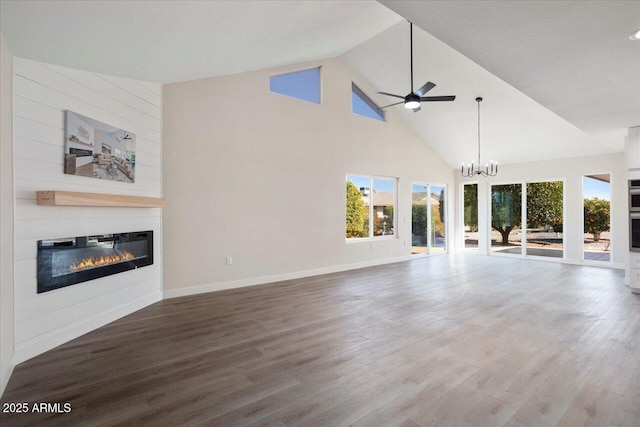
(226, 257, 233, 265)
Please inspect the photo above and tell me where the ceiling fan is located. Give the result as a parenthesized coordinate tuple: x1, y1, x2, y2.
(116, 132, 132, 142)
(378, 22, 456, 113)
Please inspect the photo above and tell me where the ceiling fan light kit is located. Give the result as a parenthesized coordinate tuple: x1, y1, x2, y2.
(378, 22, 456, 113)
(461, 97, 498, 178)
(378, 21, 494, 177)
(404, 95, 420, 109)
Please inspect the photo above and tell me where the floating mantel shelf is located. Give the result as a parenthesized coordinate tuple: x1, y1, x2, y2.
(36, 191, 164, 208)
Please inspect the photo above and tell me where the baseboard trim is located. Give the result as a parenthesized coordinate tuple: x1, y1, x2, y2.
(578, 261, 625, 270)
(488, 251, 625, 271)
(0, 359, 15, 399)
(164, 255, 412, 299)
(12, 291, 162, 366)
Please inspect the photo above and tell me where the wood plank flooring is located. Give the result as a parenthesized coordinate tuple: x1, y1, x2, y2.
(1, 254, 639, 426)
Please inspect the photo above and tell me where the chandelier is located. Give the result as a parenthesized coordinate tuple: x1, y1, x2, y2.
(461, 97, 497, 177)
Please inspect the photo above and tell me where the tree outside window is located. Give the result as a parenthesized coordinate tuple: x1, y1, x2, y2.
(346, 175, 396, 239)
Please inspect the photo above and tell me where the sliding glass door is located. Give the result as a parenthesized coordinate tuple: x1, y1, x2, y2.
(490, 181, 565, 258)
(411, 184, 428, 255)
(430, 185, 446, 253)
(411, 183, 446, 255)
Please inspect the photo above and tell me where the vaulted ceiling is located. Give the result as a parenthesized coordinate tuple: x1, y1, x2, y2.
(1, 0, 636, 166)
(0, 0, 402, 83)
(380, 0, 640, 152)
(340, 21, 614, 166)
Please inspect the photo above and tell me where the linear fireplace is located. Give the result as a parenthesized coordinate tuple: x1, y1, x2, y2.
(37, 231, 153, 293)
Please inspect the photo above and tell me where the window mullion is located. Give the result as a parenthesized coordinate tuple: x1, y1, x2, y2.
(369, 177, 374, 238)
(427, 184, 432, 255)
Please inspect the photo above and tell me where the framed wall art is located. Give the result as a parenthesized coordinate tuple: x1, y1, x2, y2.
(64, 111, 136, 183)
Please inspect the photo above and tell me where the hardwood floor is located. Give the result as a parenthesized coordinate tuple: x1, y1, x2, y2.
(1, 254, 639, 426)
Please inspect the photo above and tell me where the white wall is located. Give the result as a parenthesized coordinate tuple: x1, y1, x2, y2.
(455, 153, 627, 269)
(12, 57, 163, 364)
(0, 33, 15, 397)
(163, 57, 455, 297)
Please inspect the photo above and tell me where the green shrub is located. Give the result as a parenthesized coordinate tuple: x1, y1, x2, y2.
(346, 182, 367, 238)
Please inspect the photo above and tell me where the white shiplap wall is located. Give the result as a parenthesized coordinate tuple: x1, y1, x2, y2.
(12, 58, 163, 363)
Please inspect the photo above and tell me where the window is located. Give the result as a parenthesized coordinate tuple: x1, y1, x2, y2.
(270, 67, 320, 104)
(430, 185, 446, 253)
(526, 181, 564, 258)
(351, 83, 385, 122)
(411, 183, 447, 255)
(463, 183, 478, 249)
(583, 174, 611, 262)
(490, 181, 565, 259)
(411, 184, 428, 254)
(491, 184, 522, 254)
(346, 175, 396, 239)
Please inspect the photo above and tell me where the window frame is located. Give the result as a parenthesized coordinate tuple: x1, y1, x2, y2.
(428, 183, 448, 255)
(488, 181, 525, 258)
(461, 181, 479, 251)
(269, 66, 322, 104)
(524, 178, 566, 261)
(351, 83, 385, 122)
(488, 178, 566, 261)
(581, 172, 613, 265)
(346, 174, 397, 243)
(411, 182, 430, 257)
(409, 182, 448, 256)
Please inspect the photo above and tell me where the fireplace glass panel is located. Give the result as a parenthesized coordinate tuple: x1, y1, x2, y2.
(38, 231, 153, 293)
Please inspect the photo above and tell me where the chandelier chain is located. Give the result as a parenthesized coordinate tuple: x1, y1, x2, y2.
(461, 97, 498, 178)
(477, 98, 481, 167)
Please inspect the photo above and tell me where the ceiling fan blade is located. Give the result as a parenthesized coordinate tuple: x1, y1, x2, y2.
(378, 91, 405, 100)
(412, 106, 421, 113)
(420, 95, 456, 102)
(380, 101, 404, 109)
(415, 82, 435, 97)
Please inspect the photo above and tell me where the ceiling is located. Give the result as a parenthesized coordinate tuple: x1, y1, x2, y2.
(0, 0, 635, 166)
(0, 0, 402, 83)
(340, 22, 614, 166)
(380, 0, 640, 151)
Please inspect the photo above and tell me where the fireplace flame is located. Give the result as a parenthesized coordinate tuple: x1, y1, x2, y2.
(69, 251, 135, 272)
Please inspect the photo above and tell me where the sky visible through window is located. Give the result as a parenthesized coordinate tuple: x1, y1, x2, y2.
(352, 91, 383, 121)
(269, 68, 320, 104)
(583, 176, 611, 200)
(352, 84, 384, 122)
(374, 178, 394, 192)
(347, 176, 394, 192)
